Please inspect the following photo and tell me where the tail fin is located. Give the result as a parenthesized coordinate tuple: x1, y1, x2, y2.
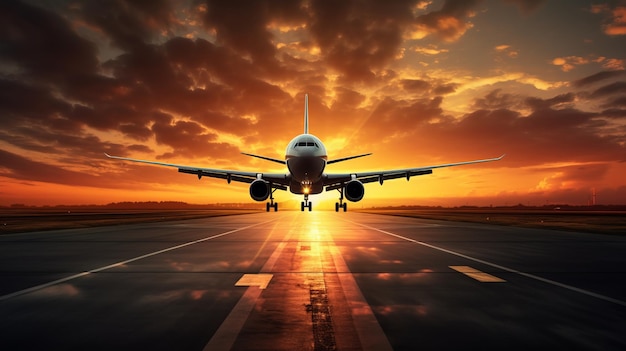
(304, 93, 309, 134)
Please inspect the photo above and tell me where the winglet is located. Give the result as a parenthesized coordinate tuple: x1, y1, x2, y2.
(304, 93, 309, 134)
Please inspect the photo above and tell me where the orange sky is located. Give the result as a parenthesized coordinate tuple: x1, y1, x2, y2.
(1, 0, 626, 207)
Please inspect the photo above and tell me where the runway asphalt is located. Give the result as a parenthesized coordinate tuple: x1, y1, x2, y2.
(0, 211, 624, 350)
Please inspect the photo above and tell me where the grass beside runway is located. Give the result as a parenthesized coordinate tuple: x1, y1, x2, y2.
(360, 209, 626, 235)
(0, 209, 262, 234)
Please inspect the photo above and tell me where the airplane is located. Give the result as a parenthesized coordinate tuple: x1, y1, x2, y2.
(106, 94, 504, 212)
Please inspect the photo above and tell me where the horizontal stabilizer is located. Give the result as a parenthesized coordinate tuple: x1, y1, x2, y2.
(327, 153, 372, 165)
(241, 152, 285, 164)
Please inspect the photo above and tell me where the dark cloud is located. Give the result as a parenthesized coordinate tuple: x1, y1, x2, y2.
(151, 115, 241, 159)
(0, 1, 98, 83)
(203, 0, 304, 72)
(366, 87, 624, 168)
(401, 80, 456, 96)
(433, 84, 457, 95)
(0, 149, 100, 187)
(363, 96, 444, 140)
(602, 95, 626, 108)
(443, 105, 621, 164)
(0, 79, 74, 127)
(472, 89, 522, 110)
(590, 81, 626, 99)
(401, 79, 431, 92)
(78, 0, 174, 51)
(524, 93, 575, 111)
(571, 70, 626, 87)
(533, 163, 611, 183)
(309, 0, 417, 81)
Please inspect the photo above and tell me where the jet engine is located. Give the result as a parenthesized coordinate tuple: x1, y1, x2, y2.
(249, 179, 270, 201)
(345, 180, 364, 202)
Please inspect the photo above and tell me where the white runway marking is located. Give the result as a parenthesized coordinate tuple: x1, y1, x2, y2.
(349, 220, 626, 307)
(449, 265, 506, 283)
(0, 220, 275, 302)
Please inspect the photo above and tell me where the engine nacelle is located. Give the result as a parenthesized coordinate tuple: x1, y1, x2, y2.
(249, 179, 270, 201)
(344, 180, 364, 202)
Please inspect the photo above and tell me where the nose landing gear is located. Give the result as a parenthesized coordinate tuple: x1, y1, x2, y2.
(301, 194, 312, 211)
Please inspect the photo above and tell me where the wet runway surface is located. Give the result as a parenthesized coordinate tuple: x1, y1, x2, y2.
(1, 212, 625, 350)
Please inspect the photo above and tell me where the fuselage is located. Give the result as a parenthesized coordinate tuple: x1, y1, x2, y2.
(285, 133, 327, 195)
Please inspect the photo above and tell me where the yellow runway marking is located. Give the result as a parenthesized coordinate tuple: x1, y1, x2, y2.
(449, 266, 506, 282)
(235, 274, 273, 289)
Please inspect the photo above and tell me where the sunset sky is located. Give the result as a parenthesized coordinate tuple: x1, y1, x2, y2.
(1, 0, 626, 207)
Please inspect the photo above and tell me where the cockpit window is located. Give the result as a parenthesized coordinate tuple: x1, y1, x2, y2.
(294, 141, 319, 148)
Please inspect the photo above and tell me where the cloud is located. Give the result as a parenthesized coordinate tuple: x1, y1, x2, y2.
(552, 56, 590, 72)
(603, 6, 626, 36)
(308, 0, 416, 81)
(151, 115, 241, 159)
(413, 0, 481, 42)
(471, 89, 523, 110)
(601, 97, 626, 109)
(77, 0, 175, 51)
(571, 70, 626, 87)
(0, 149, 105, 188)
(412, 45, 449, 55)
(524, 93, 575, 111)
(552, 55, 624, 72)
(401, 79, 432, 92)
(0, 1, 98, 83)
(494, 44, 518, 58)
(590, 81, 626, 99)
(202, 0, 304, 71)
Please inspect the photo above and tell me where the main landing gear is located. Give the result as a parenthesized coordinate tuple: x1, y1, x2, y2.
(266, 189, 278, 212)
(301, 194, 312, 212)
(335, 188, 347, 212)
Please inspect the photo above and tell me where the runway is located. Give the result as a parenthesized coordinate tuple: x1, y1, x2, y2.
(1, 212, 624, 350)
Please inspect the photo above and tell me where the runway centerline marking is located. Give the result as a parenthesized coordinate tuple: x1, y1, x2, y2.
(327, 238, 394, 351)
(0, 219, 276, 302)
(348, 220, 626, 307)
(203, 223, 292, 351)
(449, 265, 506, 283)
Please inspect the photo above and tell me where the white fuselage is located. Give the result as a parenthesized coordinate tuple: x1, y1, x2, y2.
(285, 133, 327, 194)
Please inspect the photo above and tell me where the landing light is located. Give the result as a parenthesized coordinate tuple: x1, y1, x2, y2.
(304, 187, 310, 194)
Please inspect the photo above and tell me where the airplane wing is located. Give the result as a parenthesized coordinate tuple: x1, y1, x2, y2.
(323, 154, 505, 190)
(105, 153, 290, 189)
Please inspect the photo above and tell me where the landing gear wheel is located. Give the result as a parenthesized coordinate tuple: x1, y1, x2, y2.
(301, 196, 312, 211)
(336, 188, 347, 212)
(266, 187, 278, 212)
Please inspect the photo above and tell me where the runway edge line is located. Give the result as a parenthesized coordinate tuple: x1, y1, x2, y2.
(347, 219, 626, 308)
(0, 218, 277, 302)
